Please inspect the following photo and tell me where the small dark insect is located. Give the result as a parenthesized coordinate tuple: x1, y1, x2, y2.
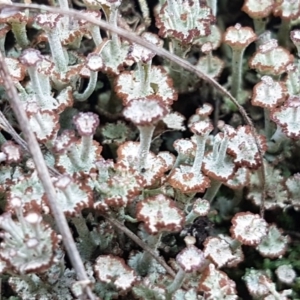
(180, 216, 214, 248)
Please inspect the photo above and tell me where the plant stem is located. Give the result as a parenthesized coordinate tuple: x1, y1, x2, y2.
(231, 48, 245, 101)
(278, 19, 291, 47)
(203, 178, 222, 202)
(74, 71, 98, 102)
(191, 135, 207, 177)
(268, 126, 286, 153)
(264, 108, 273, 140)
(253, 18, 267, 37)
(77, 136, 94, 165)
(0, 131, 6, 145)
(0, 34, 6, 53)
(27, 66, 47, 106)
(185, 209, 198, 224)
(167, 267, 186, 295)
(110, 3, 120, 48)
(72, 215, 97, 260)
(90, 25, 102, 46)
(47, 30, 67, 73)
(58, 0, 69, 35)
(137, 125, 155, 171)
(207, 0, 217, 16)
(11, 22, 29, 48)
(138, 0, 151, 27)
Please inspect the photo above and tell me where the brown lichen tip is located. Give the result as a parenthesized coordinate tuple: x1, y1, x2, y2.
(85, 53, 104, 72)
(136, 194, 184, 234)
(93, 162, 145, 209)
(198, 263, 238, 298)
(192, 198, 210, 217)
(157, 151, 175, 171)
(25, 104, 60, 143)
(270, 95, 300, 139)
(227, 125, 267, 169)
(116, 141, 142, 165)
(73, 112, 100, 136)
(53, 130, 77, 154)
(156, 0, 213, 44)
(190, 120, 214, 136)
(223, 24, 256, 49)
(168, 165, 210, 193)
(256, 224, 290, 258)
(230, 211, 268, 246)
(6, 171, 45, 213)
(188, 103, 214, 126)
(36, 13, 62, 30)
(243, 269, 277, 298)
(1, 141, 22, 164)
(290, 29, 300, 45)
(176, 245, 206, 273)
(36, 56, 54, 76)
(0, 58, 25, 83)
(275, 265, 296, 285)
(173, 138, 196, 157)
(249, 39, 294, 75)
(203, 236, 243, 268)
(0, 211, 59, 274)
(94, 255, 138, 292)
(193, 24, 222, 50)
(163, 111, 186, 131)
(123, 98, 168, 126)
(273, 0, 300, 20)
(116, 141, 167, 186)
(202, 133, 236, 182)
(242, 0, 274, 18)
(115, 66, 177, 106)
(19, 48, 43, 67)
(251, 76, 287, 109)
(49, 175, 93, 216)
(223, 167, 250, 190)
(196, 103, 214, 118)
(128, 32, 163, 64)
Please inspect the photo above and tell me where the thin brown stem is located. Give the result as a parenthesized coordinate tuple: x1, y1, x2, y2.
(105, 215, 176, 278)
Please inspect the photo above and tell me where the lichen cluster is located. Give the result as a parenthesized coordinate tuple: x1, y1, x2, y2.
(0, 0, 299, 299)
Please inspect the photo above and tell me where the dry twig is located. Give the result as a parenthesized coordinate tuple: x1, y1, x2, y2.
(105, 215, 177, 277)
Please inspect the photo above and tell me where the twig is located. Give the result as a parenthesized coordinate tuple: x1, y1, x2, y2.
(0, 110, 28, 150)
(105, 215, 176, 278)
(0, 51, 96, 300)
(1, 2, 266, 216)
